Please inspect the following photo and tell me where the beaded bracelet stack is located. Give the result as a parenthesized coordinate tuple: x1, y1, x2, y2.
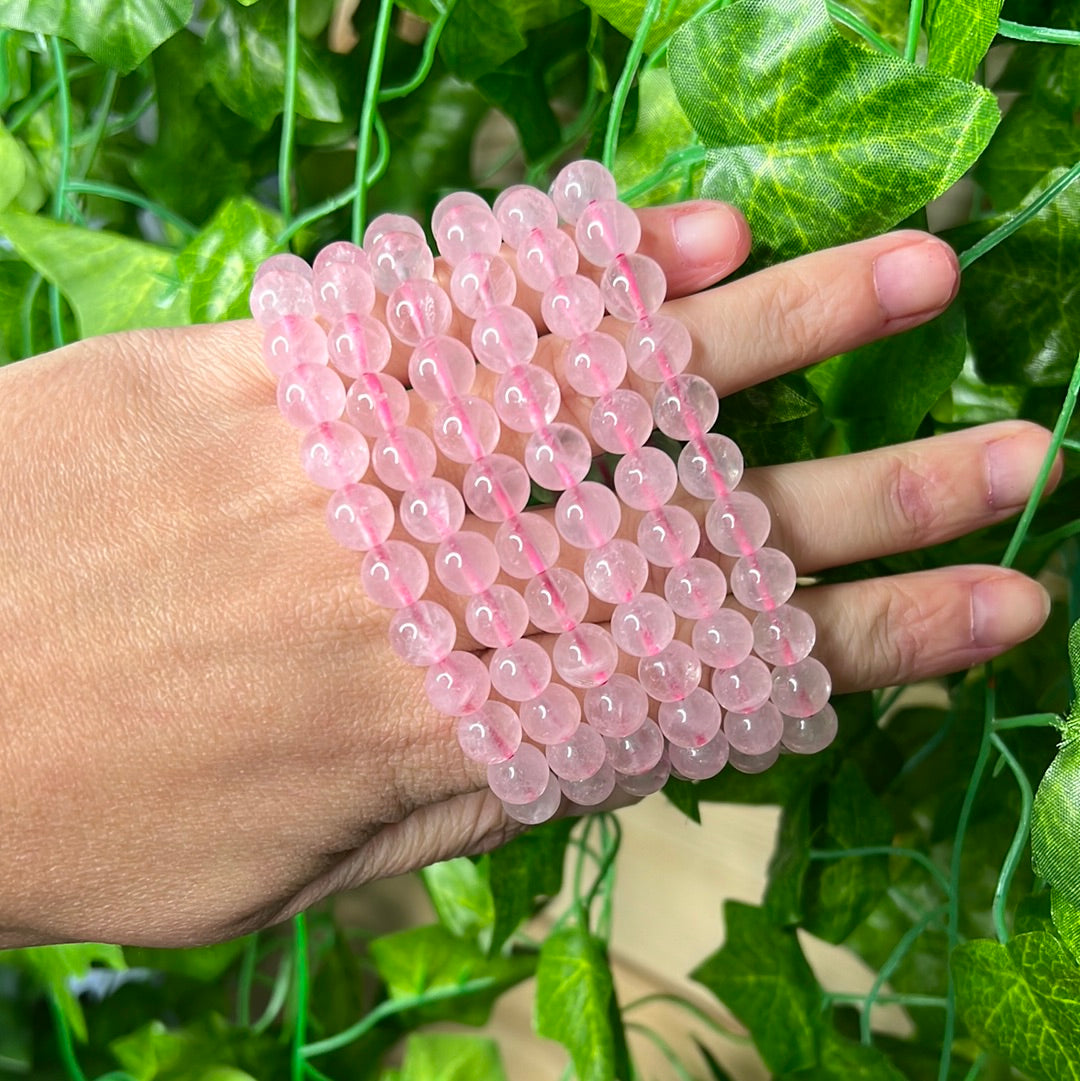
(249, 160, 836, 826)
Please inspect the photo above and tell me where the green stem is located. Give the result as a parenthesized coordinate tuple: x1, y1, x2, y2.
(1062, 438, 1080, 454)
(993, 712, 1061, 731)
(291, 914, 309, 1081)
(20, 271, 42, 358)
(618, 145, 706, 203)
(352, 0, 395, 245)
(997, 17, 1080, 44)
(874, 684, 906, 718)
(1028, 518, 1080, 549)
(624, 992, 751, 1043)
(252, 952, 293, 1034)
(279, 0, 300, 223)
(625, 1023, 691, 1081)
(961, 1052, 988, 1081)
(603, 0, 662, 170)
(48, 36, 71, 349)
(6, 62, 96, 134)
(48, 995, 87, 1081)
(828, 2, 901, 55)
(379, 0, 458, 102)
(64, 180, 198, 238)
(904, 0, 924, 62)
(826, 991, 949, 1009)
(989, 734, 1034, 944)
(237, 933, 259, 1028)
(810, 846, 950, 894)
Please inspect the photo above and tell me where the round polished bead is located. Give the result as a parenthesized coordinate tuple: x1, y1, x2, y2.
(450, 253, 516, 317)
(459, 701, 522, 764)
(300, 421, 369, 488)
(562, 332, 627, 397)
(728, 744, 780, 775)
(314, 261, 375, 320)
(250, 270, 316, 325)
(369, 231, 435, 293)
(256, 253, 312, 282)
(371, 426, 437, 489)
(547, 723, 606, 781)
(664, 558, 727, 619)
(605, 718, 664, 775)
(488, 744, 551, 804)
(730, 548, 797, 611)
(494, 365, 560, 432)
(550, 159, 617, 224)
(555, 482, 621, 548)
(360, 540, 428, 608)
(313, 241, 369, 276)
(583, 540, 649, 604)
(277, 363, 346, 427)
(503, 769, 563, 824)
(600, 253, 666, 322)
(724, 702, 784, 757)
(525, 424, 592, 491)
(520, 684, 581, 744)
(408, 336, 476, 402)
(263, 316, 328, 375)
(610, 593, 676, 657)
(386, 280, 453, 346)
(692, 608, 754, 670)
(638, 641, 701, 703)
(705, 491, 772, 557)
(388, 601, 455, 666)
(524, 568, 589, 633)
(637, 505, 701, 567)
(753, 605, 816, 666)
(346, 372, 410, 436)
(770, 658, 832, 718)
(431, 191, 489, 235)
(494, 184, 559, 247)
(668, 732, 729, 780)
(432, 395, 501, 464)
(585, 674, 649, 738)
(516, 227, 579, 291)
(425, 652, 490, 716)
(363, 213, 425, 251)
(554, 624, 619, 688)
(653, 375, 720, 440)
(711, 656, 772, 712)
(541, 275, 604, 339)
(462, 454, 531, 521)
(434, 531, 500, 595)
(616, 752, 670, 796)
(678, 435, 744, 499)
(614, 447, 678, 511)
(625, 315, 692, 382)
(490, 639, 553, 702)
(434, 201, 502, 266)
(400, 478, 466, 542)
(575, 198, 641, 265)
(328, 314, 392, 377)
(471, 305, 539, 372)
(465, 584, 530, 648)
(659, 688, 723, 749)
(782, 703, 838, 754)
(590, 390, 653, 453)
(496, 512, 560, 578)
(326, 483, 394, 551)
(559, 760, 616, 806)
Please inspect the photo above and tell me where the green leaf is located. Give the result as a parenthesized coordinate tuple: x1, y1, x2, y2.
(668, 0, 999, 264)
(779, 1028, 909, 1079)
(692, 902, 823, 1074)
(764, 790, 812, 926)
(926, 0, 1003, 81)
(439, 0, 527, 82)
(830, 0, 909, 53)
(121, 939, 250, 983)
(399, 1033, 508, 1081)
(1052, 890, 1080, 964)
(534, 923, 615, 1081)
(0, 0, 193, 74)
(0, 121, 25, 212)
(719, 378, 819, 467)
(953, 932, 1080, 1081)
(581, 0, 702, 51)
(422, 857, 494, 941)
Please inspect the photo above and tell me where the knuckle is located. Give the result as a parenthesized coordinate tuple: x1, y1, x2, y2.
(879, 579, 955, 687)
(884, 458, 947, 546)
(760, 268, 831, 361)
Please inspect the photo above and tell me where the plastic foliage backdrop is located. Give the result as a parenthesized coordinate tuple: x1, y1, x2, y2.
(0, 0, 1079, 1078)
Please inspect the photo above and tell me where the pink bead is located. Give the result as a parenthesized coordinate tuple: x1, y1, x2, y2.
(753, 605, 816, 666)
(668, 732, 729, 780)
(728, 745, 780, 775)
(562, 332, 627, 397)
(493, 185, 558, 247)
(250, 269, 315, 325)
(314, 261, 376, 320)
(346, 372, 410, 436)
(541, 275, 604, 339)
(659, 688, 723, 749)
(546, 723, 606, 781)
(494, 365, 561, 432)
(313, 241, 369, 277)
(434, 200, 502, 266)
(328, 314, 392, 377)
(583, 540, 649, 604)
(605, 719, 664, 775)
(255, 253, 312, 281)
(692, 608, 754, 670)
(326, 483, 394, 551)
(466, 585, 530, 648)
(263, 316, 328, 375)
(625, 315, 692, 382)
(525, 568, 589, 633)
(386, 280, 453, 345)
(575, 199, 641, 265)
(371, 426, 437, 490)
(369, 231, 435, 293)
(388, 601, 455, 666)
(277, 363, 346, 427)
(554, 624, 618, 688)
(408, 336, 476, 402)
(711, 656, 772, 712)
(434, 532, 500, 595)
(431, 191, 488, 235)
(488, 744, 551, 804)
(678, 435, 744, 499)
(555, 482, 621, 548)
(433, 396, 501, 464)
(502, 769, 563, 824)
(600, 254, 666, 322)
(724, 702, 784, 757)
(360, 540, 428, 608)
(459, 701, 521, 764)
(520, 684, 581, 744)
(614, 447, 678, 511)
(770, 658, 832, 718)
(490, 639, 552, 702)
(559, 761, 616, 806)
(653, 375, 719, 441)
(664, 558, 727, 619)
(496, 512, 560, 579)
(516, 227, 579, 291)
(363, 213, 425, 251)
(590, 391, 653, 453)
(638, 641, 701, 702)
(782, 703, 838, 754)
(610, 593, 676, 657)
(450, 253, 516, 317)
(525, 424, 592, 491)
(300, 421, 370, 488)
(471, 305, 539, 372)
(616, 752, 670, 796)
(550, 160, 617, 224)
(637, 505, 701, 567)
(462, 454, 531, 521)
(705, 492, 772, 557)
(400, 478, 466, 542)
(425, 652, 490, 715)
(730, 548, 797, 611)
(585, 674, 648, 738)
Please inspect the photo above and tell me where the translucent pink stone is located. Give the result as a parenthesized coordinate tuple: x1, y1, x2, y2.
(590, 390, 653, 453)
(692, 608, 754, 670)
(277, 363, 346, 427)
(711, 656, 772, 713)
(326, 483, 394, 551)
(753, 605, 816, 666)
(555, 482, 621, 548)
(524, 424, 592, 492)
(563, 332, 627, 397)
(494, 184, 558, 247)
(300, 421, 370, 488)
(605, 718, 665, 774)
(434, 532, 500, 595)
(431, 191, 489, 235)
(705, 492, 772, 557)
(610, 593, 676, 657)
(664, 559, 727, 619)
(255, 253, 312, 282)
(559, 761, 616, 806)
(541, 275, 604, 339)
(516, 227, 579, 291)
(388, 601, 456, 666)
(434, 201, 502, 266)
(490, 639, 553, 702)
(328, 314, 392, 377)
(314, 261, 376, 320)
(450, 253, 516, 317)
(659, 688, 723, 748)
(550, 159, 617, 224)
(678, 435, 744, 499)
(626, 316, 692, 382)
(724, 702, 784, 757)
(616, 753, 671, 796)
(585, 674, 648, 738)
(462, 454, 531, 521)
(408, 336, 476, 402)
(425, 652, 490, 716)
(471, 305, 539, 372)
(360, 540, 428, 608)
(584, 540, 649, 605)
(313, 241, 369, 277)
(653, 375, 719, 441)
(520, 684, 581, 744)
(575, 198, 641, 265)
(614, 447, 678, 511)
(554, 624, 619, 688)
(369, 231, 435, 293)
(346, 372, 410, 436)
(727, 745, 780, 775)
(433, 396, 501, 464)
(730, 548, 797, 611)
(546, 723, 606, 781)
(399, 477, 466, 542)
(458, 701, 521, 764)
(494, 365, 561, 432)
(770, 658, 832, 718)
(371, 426, 437, 490)
(466, 585, 530, 648)
(386, 280, 453, 345)
(638, 641, 701, 702)
(600, 253, 666, 322)
(263, 316, 328, 375)
(488, 744, 551, 804)
(637, 505, 701, 567)
(502, 770, 563, 825)
(782, 703, 838, 754)
(250, 270, 316, 325)
(362, 213, 425, 251)
(524, 568, 589, 633)
(668, 732, 729, 781)
(496, 512, 560, 579)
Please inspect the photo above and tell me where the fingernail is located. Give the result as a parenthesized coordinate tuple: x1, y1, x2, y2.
(873, 239, 959, 321)
(986, 431, 1049, 510)
(673, 204, 742, 265)
(971, 576, 1051, 648)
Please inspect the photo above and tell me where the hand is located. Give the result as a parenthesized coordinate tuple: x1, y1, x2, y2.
(0, 203, 1054, 949)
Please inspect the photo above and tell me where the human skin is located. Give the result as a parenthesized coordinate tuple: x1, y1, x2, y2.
(0, 202, 1056, 949)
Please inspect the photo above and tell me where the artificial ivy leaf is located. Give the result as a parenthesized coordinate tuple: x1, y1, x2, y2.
(668, 0, 999, 264)
(926, 0, 1003, 81)
(1052, 891, 1080, 964)
(582, 0, 701, 51)
(719, 378, 819, 466)
(0, 257, 48, 363)
(422, 857, 494, 941)
(830, 0, 909, 53)
(0, 121, 25, 211)
(121, 939, 250, 983)
(692, 902, 823, 1074)
(0, 0, 193, 74)
(935, 356, 1026, 425)
(399, 1033, 508, 1081)
(779, 1027, 908, 1079)
(439, 0, 527, 82)
(764, 790, 812, 926)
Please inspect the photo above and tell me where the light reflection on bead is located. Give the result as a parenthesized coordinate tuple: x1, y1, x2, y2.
(625, 315, 692, 382)
(360, 540, 428, 608)
(525, 568, 589, 633)
(277, 364, 346, 427)
(263, 315, 327, 375)
(590, 390, 653, 453)
(554, 624, 619, 688)
(692, 608, 754, 670)
(315, 261, 375, 320)
(711, 656, 772, 713)
(488, 743, 551, 804)
(636, 505, 701, 568)
(426, 652, 490, 715)
(659, 689, 722, 749)
(386, 279, 453, 346)
(723, 702, 784, 757)
(600, 253, 666, 322)
(705, 491, 771, 557)
(369, 231, 435, 293)
(363, 213, 425, 251)
(653, 375, 720, 441)
(471, 305, 539, 372)
(555, 481, 621, 548)
(560, 760, 617, 806)
(668, 732, 729, 780)
(638, 641, 702, 703)
(524, 424, 592, 491)
(450, 253, 516, 317)
(408, 336, 476, 402)
(563, 331, 627, 397)
(585, 674, 649, 738)
(611, 593, 676, 657)
(313, 241, 369, 276)
(496, 512, 560, 579)
(550, 159, 617, 224)
(520, 684, 581, 744)
(494, 184, 559, 247)
(495, 365, 561, 433)
(678, 434, 744, 499)
(584, 539, 649, 604)
(300, 421, 369, 488)
(388, 601, 455, 666)
(782, 703, 838, 754)
(614, 447, 678, 511)
(503, 769, 563, 824)
(465, 585, 530, 648)
(326, 483, 394, 551)
(730, 547, 797, 611)
(434, 531, 500, 595)
(433, 395, 500, 464)
(770, 658, 832, 718)
(250, 270, 316, 325)
(605, 718, 665, 774)
(458, 701, 521, 764)
(462, 454, 531, 522)
(541, 275, 604, 340)
(490, 639, 553, 701)
(547, 723, 606, 780)
(516, 227, 580, 291)
(753, 605, 816, 666)
(399, 477, 466, 542)
(371, 426, 437, 490)
(575, 199, 641, 266)
(664, 558, 727, 619)
(328, 314, 392, 377)
(616, 752, 671, 796)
